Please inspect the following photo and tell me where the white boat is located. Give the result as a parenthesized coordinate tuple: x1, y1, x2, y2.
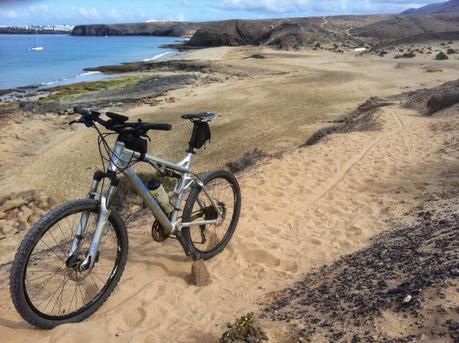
(30, 30, 44, 51)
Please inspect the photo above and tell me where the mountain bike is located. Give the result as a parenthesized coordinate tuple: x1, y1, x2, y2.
(10, 107, 241, 329)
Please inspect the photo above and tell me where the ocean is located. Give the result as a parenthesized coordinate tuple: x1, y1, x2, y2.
(0, 34, 183, 89)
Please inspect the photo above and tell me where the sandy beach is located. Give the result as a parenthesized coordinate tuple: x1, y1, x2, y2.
(0, 45, 458, 342)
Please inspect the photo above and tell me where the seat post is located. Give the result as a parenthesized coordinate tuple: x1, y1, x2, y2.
(186, 122, 198, 154)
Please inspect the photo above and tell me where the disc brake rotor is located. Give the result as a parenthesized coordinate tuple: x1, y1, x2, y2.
(65, 251, 98, 281)
(198, 202, 226, 244)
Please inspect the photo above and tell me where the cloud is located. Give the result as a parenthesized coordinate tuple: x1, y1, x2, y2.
(217, 0, 443, 15)
(108, 8, 121, 19)
(0, 9, 17, 18)
(28, 4, 48, 14)
(176, 12, 185, 21)
(218, 0, 309, 13)
(77, 7, 100, 19)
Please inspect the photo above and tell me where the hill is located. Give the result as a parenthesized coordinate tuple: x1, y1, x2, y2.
(350, 12, 459, 44)
(188, 15, 388, 49)
(187, 13, 459, 48)
(402, 0, 459, 15)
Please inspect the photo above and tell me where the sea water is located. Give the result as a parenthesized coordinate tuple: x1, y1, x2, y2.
(0, 34, 183, 89)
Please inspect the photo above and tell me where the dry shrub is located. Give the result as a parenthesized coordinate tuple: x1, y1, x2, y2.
(226, 149, 265, 173)
(220, 313, 268, 343)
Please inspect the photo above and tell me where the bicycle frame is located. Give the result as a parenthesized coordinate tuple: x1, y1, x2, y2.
(72, 140, 222, 269)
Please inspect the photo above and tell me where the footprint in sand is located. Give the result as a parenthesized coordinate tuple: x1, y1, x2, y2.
(280, 259, 298, 273)
(309, 238, 322, 246)
(84, 284, 99, 303)
(271, 190, 284, 198)
(51, 327, 94, 343)
(241, 247, 281, 267)
(123, 307, 147, 327)
(260, 202, 275, 211)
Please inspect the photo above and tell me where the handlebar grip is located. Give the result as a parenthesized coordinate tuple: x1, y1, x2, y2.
(143, 123, 172, 131)
(73, 106, 91, 116)
(73, 107, 101, 119)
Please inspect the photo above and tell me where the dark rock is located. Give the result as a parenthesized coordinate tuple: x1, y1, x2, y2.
(394, 52, 416, 58)
(435, 52, 449, 60)
(447, 48, 456, 54)
(427, 91, 459, 114)
(248, 54, 266, 59)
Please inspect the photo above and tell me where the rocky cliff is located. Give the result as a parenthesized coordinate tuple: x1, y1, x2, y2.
(71, 22, 202, 36)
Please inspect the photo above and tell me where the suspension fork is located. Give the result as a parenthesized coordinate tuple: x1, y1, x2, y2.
(78, 142, 124, 271)
(67, 173, 103, 261)
(79, 184, 117, 271)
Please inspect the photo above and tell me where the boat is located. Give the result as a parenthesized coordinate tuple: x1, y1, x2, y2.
(30, 30, 44, 51)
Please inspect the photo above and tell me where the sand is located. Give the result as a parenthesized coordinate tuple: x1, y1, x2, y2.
(0, 46, 458, 342)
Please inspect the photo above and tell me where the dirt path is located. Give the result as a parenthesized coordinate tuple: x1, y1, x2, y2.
(1, 100, 456, 342)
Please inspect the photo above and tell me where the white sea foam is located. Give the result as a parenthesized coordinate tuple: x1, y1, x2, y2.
(41, 79, 63, 86)
(77, 71, 102, 78)
(142, 51, 174, 61)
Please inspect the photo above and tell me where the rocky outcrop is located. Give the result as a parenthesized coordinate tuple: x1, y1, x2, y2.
(71, 21, 202, 36)
(188, 19, 281, 47)
(0, 190, 57, 236)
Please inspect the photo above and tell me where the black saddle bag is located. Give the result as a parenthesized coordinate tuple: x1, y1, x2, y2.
(190, 121, 211, 149)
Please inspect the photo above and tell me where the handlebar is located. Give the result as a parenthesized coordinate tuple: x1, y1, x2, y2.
(71, 107, 172, 136)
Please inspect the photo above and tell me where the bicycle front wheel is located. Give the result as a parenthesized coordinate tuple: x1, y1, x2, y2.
(10, 199, 128, 329)
(182, 169, 241, 260)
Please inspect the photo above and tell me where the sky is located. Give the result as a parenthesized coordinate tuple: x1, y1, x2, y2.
(0, 0, 446, 26)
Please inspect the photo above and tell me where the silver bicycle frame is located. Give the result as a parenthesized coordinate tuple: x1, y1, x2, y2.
(76, 141, 222, 269)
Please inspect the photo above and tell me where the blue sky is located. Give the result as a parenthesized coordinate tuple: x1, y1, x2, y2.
(0, 0, 445, 25)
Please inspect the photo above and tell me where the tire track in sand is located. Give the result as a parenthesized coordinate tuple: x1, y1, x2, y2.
(308, 109, 404, 206)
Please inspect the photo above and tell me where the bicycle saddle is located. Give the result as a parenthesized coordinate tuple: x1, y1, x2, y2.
(181, 112, 215, 121)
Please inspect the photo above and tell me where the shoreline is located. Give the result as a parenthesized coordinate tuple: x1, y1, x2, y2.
(0, 35, 187, 94)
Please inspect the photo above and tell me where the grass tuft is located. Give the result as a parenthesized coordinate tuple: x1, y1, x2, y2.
(220, 313, 268, 343)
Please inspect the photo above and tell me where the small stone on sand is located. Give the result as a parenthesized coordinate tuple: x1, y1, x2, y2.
(191, 260, 211, 287)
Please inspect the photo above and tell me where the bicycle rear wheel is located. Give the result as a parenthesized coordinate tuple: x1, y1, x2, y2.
(10, 199, 128, 329)
(182, 169, 241, 260)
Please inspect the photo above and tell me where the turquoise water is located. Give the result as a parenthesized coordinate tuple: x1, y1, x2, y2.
(0, 34, 182, 89)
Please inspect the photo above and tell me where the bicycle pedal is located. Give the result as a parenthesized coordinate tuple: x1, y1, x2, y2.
(151, 220, 169, 242)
